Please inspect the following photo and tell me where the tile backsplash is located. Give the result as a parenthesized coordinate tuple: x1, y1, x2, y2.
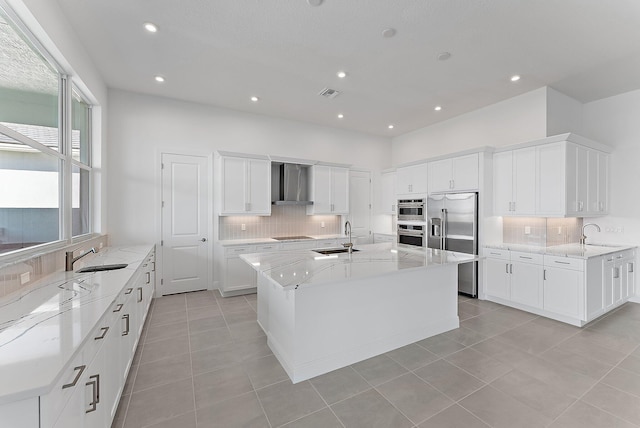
(503, 217, 582, 247)
(219, 205, 340, 240)
(0, 235, 109, 299)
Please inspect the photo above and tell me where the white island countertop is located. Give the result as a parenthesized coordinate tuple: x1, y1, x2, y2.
(485, 243, 637, 259)
(240, 242, 478, 290)
(0, 245, 152, 404)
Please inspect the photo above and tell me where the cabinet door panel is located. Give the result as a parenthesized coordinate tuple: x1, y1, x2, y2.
(396, 166, 413, 195)
(226, 257, 257, 291)
(544, 267, 582, 318)
(493, 151, 513, 215)
(513, 148, 536, 214)
(310, 165, 332, 213)
(428, 159, 452, 194)
(248, 159, 271, 214)
(537, 143, 565, 216)
(452, 154, 479, 191)
(332, 167, 349, 214)
(597, 152, 608, 213)
(576, 146, 588, 213)
(221, 157, 247, 213)
(511, 262, 543, 308)
(412, 163, 429, 194)
(379, 172, 396, 214)
(485, 258, 510, 299)
(587, 150, 598, 214)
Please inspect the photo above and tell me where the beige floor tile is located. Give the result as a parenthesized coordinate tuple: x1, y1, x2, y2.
(309, 366, 370, 405)
(539, 346, 613, 380)
(228, 320, 266, 341)
(461, 317, 511, 337)
(460, 385, 552, 428)
(330, 389, 413, 428)
(557, 333, 629, 366)
(417, 333, 467, 357)
(148, 309, 188, 327)
(189, 326, 233, 353)
(256, 380, 326, 427)
(133, 352, 192, 392)
(618, 354, 640, 376)
(146, 411, 196, 428)
(549, 400, 637, 428)
(187, 305, 222, 321)
(185, 290, 218, 309)
(385, 343, 439, 371)
(280, 407, 343, 428)
(144, 321, 188, 344)
(232, 336, 273, 362)
(151, 294, 186, 315)
(243, 354, 288, 390)
(124, 378, 194, 428)
(188, 314, 226, 334)
(224, 308, 258, 325)
(414, 359, 485, 401)
(512, 356, 597, 398)
(445, 348, 512, 383)
(458, 302, 494, 318)
(351, 354, 408, 386)
(601, 367, 640, 397)
(471, 337, 534, 367)
(139, 334, 190, 365)
(196, 391, 269, 428)
(444, 326, 488, 347)
(191, 342, 239, 375)
(475, 306, 539, 326)
(376, 373, 453, 425)
(494, 318, 578, 355)
(193, 365, 253, 409)
(418, 404, 490, 428)
(582, 382, 640, 426)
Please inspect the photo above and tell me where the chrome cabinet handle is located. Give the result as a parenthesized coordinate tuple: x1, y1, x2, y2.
(614, 267, 620, 279)
(113, 303, 123, 313)
(543, 269, 547, 280)
(146, 272, 151, 284)
(152, 261, 155, 272)
(94, 327, 109, 340)
(554, 261, 571, 265)
(629, 263, 634, 273)
(519, 256, 532, 260)
(62, 365, 86, 389)
(138, 287, 143, 303)
(85, 374, 100, 413)
(510, 264, 513, 274)
(125, 288, 133, 294)
(122, 314, 130, 336)
(505, 263, 509, 274)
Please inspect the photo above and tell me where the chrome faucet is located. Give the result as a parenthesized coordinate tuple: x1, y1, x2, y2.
(580, 223, 601, 245)
(65, 247, 97, 271)
(343, 221, 353, 254)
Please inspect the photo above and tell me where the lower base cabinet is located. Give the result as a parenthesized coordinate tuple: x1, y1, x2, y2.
(543, 266, 583, 319)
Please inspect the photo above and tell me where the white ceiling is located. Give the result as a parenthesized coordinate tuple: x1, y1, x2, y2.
(54, 0, 640, 137)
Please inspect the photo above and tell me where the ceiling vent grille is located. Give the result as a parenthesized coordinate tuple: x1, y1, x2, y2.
(318, 87, 341, 99)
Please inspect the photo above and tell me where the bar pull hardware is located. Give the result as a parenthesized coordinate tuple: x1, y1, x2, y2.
(125, 288, 133, 295)
(146, 272, 151, 284)
(510, 264, 513, 274)
(554, 261, 571, 265)
(113, 303, 123, 313)
(629, 263, 634, 273)
(122, 314, 130, 336)
(543, 269, 547, 280)
(614, 267, 620, 279)
(94, 327, 109, 340)
(519, 256, 532, 260)
(62, 365, 86, 389)
(138, 287, 143, 303)
(505, 263, 509, 274)
(616, 255, 624, 259)
(85, 374, 100, 413)
(152, 261, 156, 272)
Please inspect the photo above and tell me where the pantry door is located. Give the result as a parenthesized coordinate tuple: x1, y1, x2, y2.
(160, 153, 210, 295)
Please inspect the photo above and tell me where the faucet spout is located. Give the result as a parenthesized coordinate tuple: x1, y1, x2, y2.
(66, 247, 97, 271)
(580, 223, 601, 245)
(343, 221, 353, 254)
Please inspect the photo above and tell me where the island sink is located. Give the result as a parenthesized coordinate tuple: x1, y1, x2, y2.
(76, 263, 128, 273)
(313, 248, 360, 255)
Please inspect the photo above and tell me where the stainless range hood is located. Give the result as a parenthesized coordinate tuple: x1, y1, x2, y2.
(271, 163, 313, 206)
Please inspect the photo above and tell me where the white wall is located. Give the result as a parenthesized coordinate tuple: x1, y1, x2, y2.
(107, 89, 391, 245)
(546, 87, 583, 136)
(391, 88, 548, 165)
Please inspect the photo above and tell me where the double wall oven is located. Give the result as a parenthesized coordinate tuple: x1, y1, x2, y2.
(397, 198, 426, 247)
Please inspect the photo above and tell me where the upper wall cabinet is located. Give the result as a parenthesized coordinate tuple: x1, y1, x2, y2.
(307, 165, 349, 215)
(378, 170, 397, 214)
(218, 154, 271, 216)
(396, 162, 428, 197)
(428, 153, 479, 194)
(493, 135, 610, 217)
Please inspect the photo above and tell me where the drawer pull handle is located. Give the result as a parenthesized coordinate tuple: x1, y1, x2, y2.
(138, 287, 143, 303)
(505, 263, 509, 274)
(125, 288, 133, 295)
(489, 252, 501, 255)
(616, 255, 624, 259)
(629, 263, 634, 273)
(152, 261, 156, 272)
(113, 303, 123, 313)
(85, 374, 100, 413)
(146, 272, 151, 284)
(94, 327, 109, 340)
(543, 269, 547, 280)
(62, 365, 86, 389)
(519, 256, 532, 259)
(554, 261, 571, 265)
(122, 314, 130, 336)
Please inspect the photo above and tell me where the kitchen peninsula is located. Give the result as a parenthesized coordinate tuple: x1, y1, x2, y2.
(241, 242, 477, 383)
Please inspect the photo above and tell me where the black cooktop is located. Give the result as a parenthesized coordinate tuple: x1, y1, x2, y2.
(272, 236, 313, 241)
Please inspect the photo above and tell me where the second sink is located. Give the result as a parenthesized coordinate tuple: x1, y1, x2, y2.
(313, 248, 360, 255)
(77, 263, 128, 273)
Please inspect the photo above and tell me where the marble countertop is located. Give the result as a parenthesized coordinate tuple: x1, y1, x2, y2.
(240, 242, 478, 290)
(484, 243, 637, 259)
(0, 245, 152, 404)
(218, 234, 348, 246)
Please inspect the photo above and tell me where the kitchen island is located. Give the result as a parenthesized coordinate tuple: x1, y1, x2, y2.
(241, 242, 477, 383)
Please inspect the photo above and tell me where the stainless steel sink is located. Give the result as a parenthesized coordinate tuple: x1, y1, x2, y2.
(76, 263, 128, 273)
(313, 248, 359, 255)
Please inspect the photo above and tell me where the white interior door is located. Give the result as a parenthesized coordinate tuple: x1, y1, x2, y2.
(349, 170, 371, 244)
(161, 153, 209, 295)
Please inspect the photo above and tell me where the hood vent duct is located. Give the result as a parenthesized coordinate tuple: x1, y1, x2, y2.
(271, 163, 313, 206)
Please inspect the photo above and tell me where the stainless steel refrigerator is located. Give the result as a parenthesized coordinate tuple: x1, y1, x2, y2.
(427, 192, 478, 296)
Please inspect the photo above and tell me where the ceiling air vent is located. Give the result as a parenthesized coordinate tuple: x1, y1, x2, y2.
(318, 87, 341, 99)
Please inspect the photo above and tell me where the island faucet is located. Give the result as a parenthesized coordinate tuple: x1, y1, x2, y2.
(580, 223, 601, 245)
(65, 247, 97, 271)
(343, 221, 353, 254)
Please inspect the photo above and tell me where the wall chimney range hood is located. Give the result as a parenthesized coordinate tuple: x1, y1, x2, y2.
(271, 163, 313, 206)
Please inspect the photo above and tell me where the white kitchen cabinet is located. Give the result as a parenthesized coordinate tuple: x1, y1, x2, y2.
(396, 162, 428, 196)
(510, 252, 544, 309)
(543, 265, 583, 319)
(307, 165, 349, 215)
(378, 171, 397, 214)
(493, 148, 536, 215)
(219, 155, 271, 216)
(484, 256, 511, 300)
(603, 249, 636, 309)
(223, 245, 258, 295)
(537, 142, 567, 216)
(428, 153, 479, 194)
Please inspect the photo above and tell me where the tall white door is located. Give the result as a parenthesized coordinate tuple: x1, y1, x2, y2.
(349, 170, 371, 244)
(161, 153, 209, 295)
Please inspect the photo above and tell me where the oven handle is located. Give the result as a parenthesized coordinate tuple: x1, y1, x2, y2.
(398, 202, 425, 209)
(398, 229, 425, 237)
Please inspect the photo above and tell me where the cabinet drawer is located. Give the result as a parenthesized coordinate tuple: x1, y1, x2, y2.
(511, 251, 543, 265)
(256, 244, 279, 252)
(484, 248, 510, 260)
(225, 246, 256, 256)
(609, 250, 636, 261)
(544, 255, 584, 271)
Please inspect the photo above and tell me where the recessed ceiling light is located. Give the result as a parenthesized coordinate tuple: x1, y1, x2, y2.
(511, 75, 521, 82)
(154, 75, 165, 83)
(337, 71, 347, 79)
(144, 23, 158, 33)
(388, 124, 394, 129)
(250, 96, 260, 102)
(437, 52, 451, 61)
(434, 106, 442, 111)
(382, 28, 396, 38)
(307, 0, 323, 6)
(337, 114, 344, 119)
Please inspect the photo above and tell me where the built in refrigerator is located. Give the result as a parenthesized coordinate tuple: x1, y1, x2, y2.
(427, 192, 478, 296)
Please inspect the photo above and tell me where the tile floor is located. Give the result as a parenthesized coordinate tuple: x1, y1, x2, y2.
(112, 291, 640, 428)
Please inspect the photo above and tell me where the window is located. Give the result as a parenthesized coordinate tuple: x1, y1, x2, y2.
(0, 5, 94, 255)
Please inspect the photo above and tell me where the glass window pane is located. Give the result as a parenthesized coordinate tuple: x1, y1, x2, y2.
(72, 165, 90, 237)
(72, 88, 90, 164)
(0, 9, 60, 151)
(0, 131, 60, 254)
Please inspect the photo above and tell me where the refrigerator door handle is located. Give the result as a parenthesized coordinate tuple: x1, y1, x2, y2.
(441, 208, 448, 250)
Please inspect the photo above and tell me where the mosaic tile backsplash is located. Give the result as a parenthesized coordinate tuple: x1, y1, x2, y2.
(219, 205, 341, 240)
(503, 217, 583, 247)
(0, 235, 109, 298)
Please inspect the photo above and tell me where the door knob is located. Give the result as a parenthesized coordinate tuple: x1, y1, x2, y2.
(201, 238, 207, 242)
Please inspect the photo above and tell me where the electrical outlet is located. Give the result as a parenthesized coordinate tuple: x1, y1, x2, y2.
(321, 221, 325, 228)
(241, 224, 246, 231)
(557, 227, 562, 235)
(524, 226, 531, 235)
(99, 242, 104, 249)
(20, 272, 30, 285)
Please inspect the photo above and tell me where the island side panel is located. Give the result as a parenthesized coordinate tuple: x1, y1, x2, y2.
(264, 278, 298, 380)
(290, 264, 459, 383)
